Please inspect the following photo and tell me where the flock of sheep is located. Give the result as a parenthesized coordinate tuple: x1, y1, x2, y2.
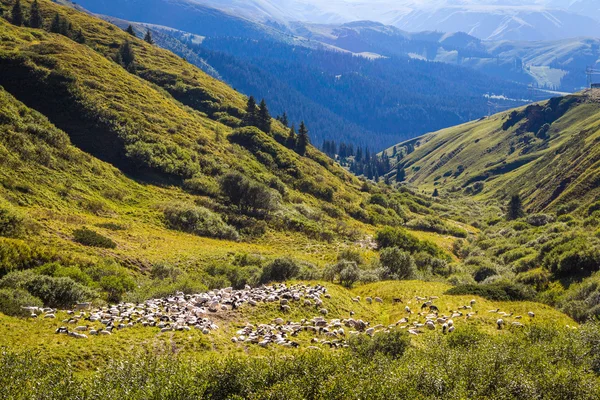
(25, 282, 539, 347)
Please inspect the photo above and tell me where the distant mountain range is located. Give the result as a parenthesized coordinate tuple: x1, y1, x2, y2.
(171, 0, 600, 42)
(72, 0, 539, 149)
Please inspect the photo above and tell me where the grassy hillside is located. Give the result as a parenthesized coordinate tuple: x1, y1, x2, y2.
(388, 91, 600, 213)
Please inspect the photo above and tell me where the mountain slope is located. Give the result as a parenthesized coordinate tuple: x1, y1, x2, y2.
(69, 0, 541, 150)
(387, 90, 600, 212)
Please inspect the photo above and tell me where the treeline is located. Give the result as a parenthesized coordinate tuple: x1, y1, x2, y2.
(322, 140, 393, 181)
(175, 35, 529, 150)
(3, 0, 85, 42)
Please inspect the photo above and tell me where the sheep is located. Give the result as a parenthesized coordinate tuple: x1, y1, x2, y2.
(392, 298, 403, 304)
(496, 319, 504, 330)
(319, 308, 329, 316)
(528, 311, 535, 318)
(366, 297, 373, 304)
(405, 306, 412, 314)
(375, 297, 383, 304)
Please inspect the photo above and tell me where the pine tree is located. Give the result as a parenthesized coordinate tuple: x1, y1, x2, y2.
(11, 0, 23, 26)
(74, 29, 85, 44)
(0, 5, 4, 17)
(507, 194, 525, 220)
(29, 0, 42, 29)
(59, 17, 69, 35)
(279, 112, 289, 127)
(296, 121, 309, 156)
(433, 188, 439, 197)
(126, 24, 136, 37)
(257, 99, 271, 133)
(396, 167, 405, 182)
(49, 13, 60, 33)
(118, 40, 135, 71)
(286, 125, 296, 149)
(242, 96, 258, 127)
(144, 29, 154, 44)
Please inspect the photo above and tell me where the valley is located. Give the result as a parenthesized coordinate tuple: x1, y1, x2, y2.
(1, 0, 600, 398)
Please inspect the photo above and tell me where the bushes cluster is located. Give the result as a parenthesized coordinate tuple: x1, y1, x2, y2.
(379, 247, 416, 280)
(0, 270, 96, 308)
(406, 216, 468, 237)
(0, 288, 43, 317)
(375, 227, 447, 258)
(163, 202, 239, 241)
(0, 207, 25, 238)
(259, 257, 300, 284)
(446, 281, 535, 301)
(220, 172, 279, 217)
(542, 237, 600, 277)
(73, 228, 117, 249)
(348, 330, 410, 359)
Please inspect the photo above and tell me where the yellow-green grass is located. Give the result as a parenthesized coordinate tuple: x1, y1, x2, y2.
(0, 280, 576, 372)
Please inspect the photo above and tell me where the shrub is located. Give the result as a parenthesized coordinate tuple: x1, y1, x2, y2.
(163, 202, 239, 241)
(0, 288, 43, 317)
(339, 262, 361, 288)
(100, 275, 136, 303)
(527, 214, 555, 227)
(0, 207, 24, 238)
(348, 330, 410, 359)
(543, 238, 600, 277)
(183, 175, 220, 197)
(516, 268, 550, 291)
(473, 265, 497, 283)
(369, 194, 388, 207)
(0, 270, 96, 308)
(375, 226, 446, 258)
(406, 216, 468, 238)
(220, 172, 279, 216)
(379, 247, 416, 280)
(446, 281, 535, 301)
(73, 228, 117, 249)
(259, 257, 299, 283)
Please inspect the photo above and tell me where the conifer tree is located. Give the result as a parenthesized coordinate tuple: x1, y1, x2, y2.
(296, 121, 309, 156)
(433, 188, 439, 197)
(286, 125, 296, 149)
(242, 96, 258, 127)
(396, 167, 405, 182)
(126, 24, 136, 37)
(118, 40, 135, 71)
(74, 29, 85, 44)
(257, 99, 271, 133)
(144, 29, 154, 44)
(50, 13, 60, 33)
(0, 5, 4, 17)
(506, 194, 525, 220)
(11, 0, 23, 26)
(279, 112, 289, 127)
(29, 0, 42, 29)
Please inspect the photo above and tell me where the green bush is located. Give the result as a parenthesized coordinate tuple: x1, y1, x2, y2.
(259, 257, 300, 283)
(348, 330, 410, 359)
(375, 226, 446, 258)
(406, 216, 468, 238)
(473, 265, 497, 283)
(73, 228, 117, 249)
(446, 281, 536, 301)
(0, 207, 24, 238)
(183, 175, 220, 197)
(0, 288, 43, 317)
(220, 172, 279, 216)
(323, 260, 360, 287)
(379, 247, 416, 280)
(0, 270, 96, 308)
(542, 238, 600, 277)
(163, 202, 239, 241)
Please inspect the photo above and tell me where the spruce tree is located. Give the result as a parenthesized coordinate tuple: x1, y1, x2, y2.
(257, 99, 271, 133)
(296, 121, 309, 156)
(507, 194, 525, 220)
(433, 188, 439, 197)
(11, 0, 23, 26)
(242, 96, 258, 127)
(279, 112, 289, 127)
(286, 125, 296, 149)
(0, 5, 4, 17)
(144, 29, 154, 44)
(29, 0, 42, 29)
(74, 29, 85, 44)
(118, 40, 135, 71)
(126, 24, 136, 37)
(396, 167, 405, 182)
(50, 13, 60, 33)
